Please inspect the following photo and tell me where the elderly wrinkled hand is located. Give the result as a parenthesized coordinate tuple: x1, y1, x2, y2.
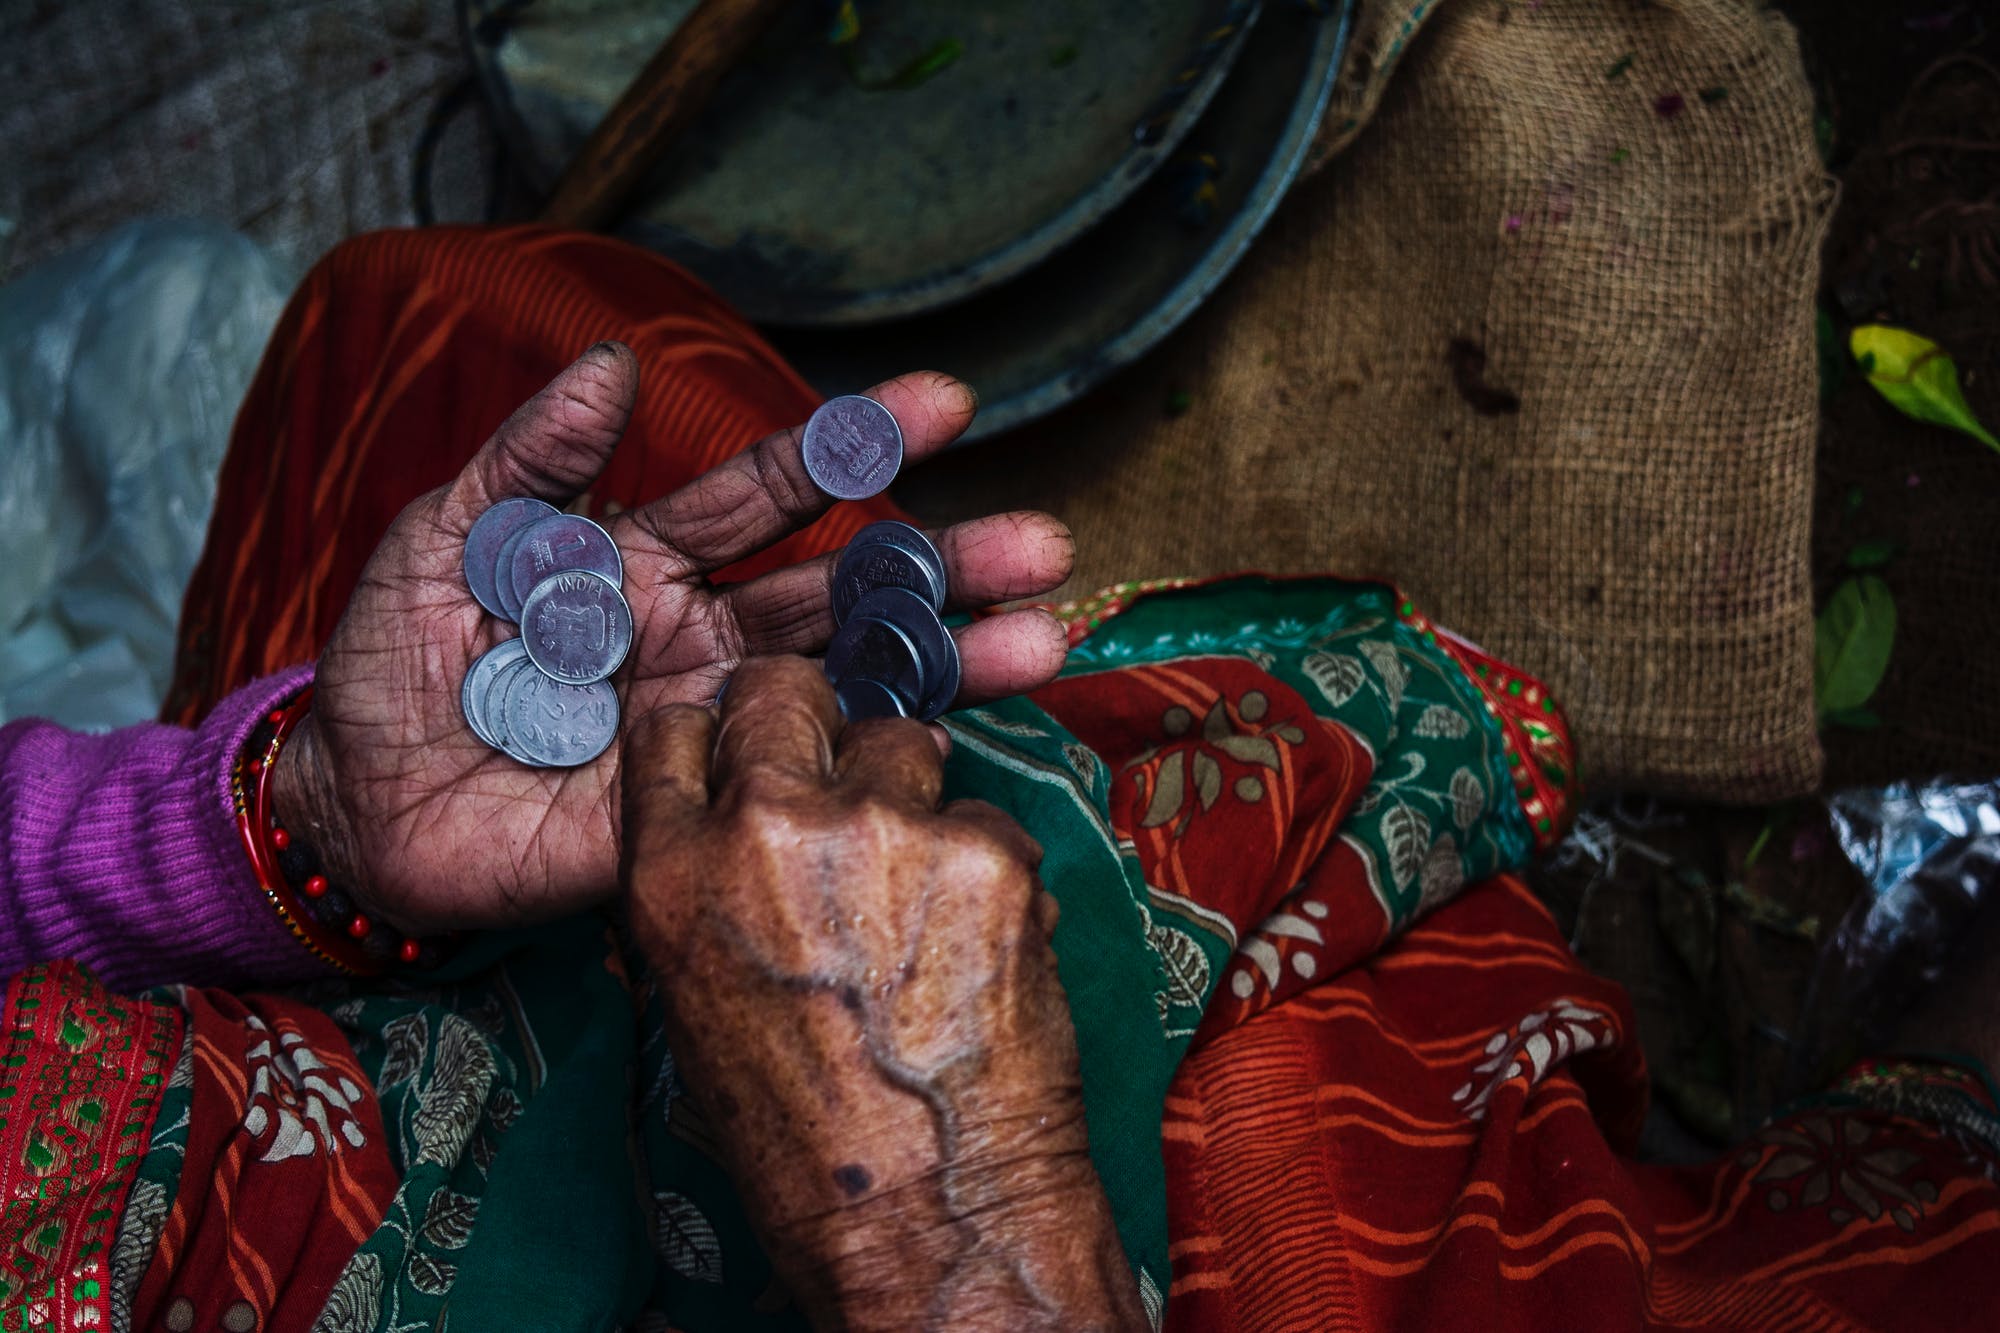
(269, 344, 1075, 934)
(622, 656, 1144, 1333)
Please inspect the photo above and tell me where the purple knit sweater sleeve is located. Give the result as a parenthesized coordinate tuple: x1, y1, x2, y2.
(0, 666, 328, 991)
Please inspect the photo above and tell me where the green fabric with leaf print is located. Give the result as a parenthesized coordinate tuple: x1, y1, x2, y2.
(107, 578, 1540, 1332)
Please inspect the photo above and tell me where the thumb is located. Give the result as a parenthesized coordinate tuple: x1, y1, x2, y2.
(441, 341, 638, 528)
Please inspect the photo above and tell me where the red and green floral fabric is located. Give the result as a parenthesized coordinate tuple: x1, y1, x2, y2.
(6, 228, 1997, 1333)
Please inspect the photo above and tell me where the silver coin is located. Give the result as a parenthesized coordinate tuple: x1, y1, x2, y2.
(501, 668, 620, 768)
(833, 540, 945, 624)
(824, 614, 926, 709)
(493, 527, 535, 622)
(801, 395, 903, 501)
(482, 656, 539, 753)
(507, 513, 624, 612)
(463, 498, 558, 618)
(848, 520, 946, 593)
(835, 676, 909, 721)
(462, 664, 492, 746)
(463, 638, 529, 747)
(520, 569, 633, 685)
(847, 586, 960, 722)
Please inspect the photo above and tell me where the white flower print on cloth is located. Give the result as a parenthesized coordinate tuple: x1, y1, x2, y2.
(242, 1019, 370, 1162)
(1450, 1001, 1618, 1121)
(1227, 897, 1333, 1002)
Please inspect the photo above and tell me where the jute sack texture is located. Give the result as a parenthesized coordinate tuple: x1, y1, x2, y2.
(907, 0, 1833, 801)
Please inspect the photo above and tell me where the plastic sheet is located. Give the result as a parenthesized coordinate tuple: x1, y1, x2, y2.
(0, 220, 294, 730)
(1786, 780, 2000, 1091)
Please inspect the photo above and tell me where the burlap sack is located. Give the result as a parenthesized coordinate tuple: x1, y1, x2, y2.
(904, 0, 1833, 801)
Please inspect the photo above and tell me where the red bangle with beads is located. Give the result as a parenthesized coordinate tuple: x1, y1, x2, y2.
(231, 686, 444, 974)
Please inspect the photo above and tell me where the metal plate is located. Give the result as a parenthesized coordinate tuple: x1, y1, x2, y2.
(464, 0, 1256, 326)
(771, 0, 1353, 441)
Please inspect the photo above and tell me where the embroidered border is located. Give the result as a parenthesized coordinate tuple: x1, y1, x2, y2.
(0, 963, 182, 1331)
(1820, 1055, 2000, 1168)
(1395, 599, 1579, 849)
(1039, 574, 1580, 848)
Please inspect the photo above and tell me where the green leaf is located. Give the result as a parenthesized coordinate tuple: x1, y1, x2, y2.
(1825, 706, 1883, 731)
(1843, 539, 1899, 571)
(1048, 42, 1079, 68)
(1850, 325, 2000, 452)
(826, 0, 859, 44)
(1813, 575, 1896, 715)
(1745, 822, 1773, 869)
(1721, 879, 1820, 941)
(882, 38, 963, 90)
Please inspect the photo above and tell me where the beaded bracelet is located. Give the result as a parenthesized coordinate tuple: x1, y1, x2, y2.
(231, 687, 445, 974)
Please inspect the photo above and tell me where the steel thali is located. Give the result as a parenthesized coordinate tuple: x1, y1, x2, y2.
(464, 0, 1354, 440)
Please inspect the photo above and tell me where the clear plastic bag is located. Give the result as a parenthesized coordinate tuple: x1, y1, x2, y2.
(0, 220, 295, 729)
(1784, 780, 2000, 1092)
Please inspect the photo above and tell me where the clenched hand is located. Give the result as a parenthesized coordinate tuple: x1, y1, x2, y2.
(622, 656, 1143, 1333)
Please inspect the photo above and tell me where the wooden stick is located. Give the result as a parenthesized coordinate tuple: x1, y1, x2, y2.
(539, 0, 789, 231)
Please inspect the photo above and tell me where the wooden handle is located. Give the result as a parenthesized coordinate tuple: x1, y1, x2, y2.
(539, 0, 789, 230)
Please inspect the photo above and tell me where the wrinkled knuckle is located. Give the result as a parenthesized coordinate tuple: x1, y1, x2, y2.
(948, 824, 1030, 886)
(755, 430, 819, 516)
(719, 789, 792, 849)
(845, 794, 901, 835)
(732, 654, 832, 709)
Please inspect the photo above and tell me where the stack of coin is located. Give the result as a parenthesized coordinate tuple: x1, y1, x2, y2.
(457, 398, 952, 752)
(823, 521, 960, 722)
(459, 499, 630, 768)
(797, 397, 962, 723)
